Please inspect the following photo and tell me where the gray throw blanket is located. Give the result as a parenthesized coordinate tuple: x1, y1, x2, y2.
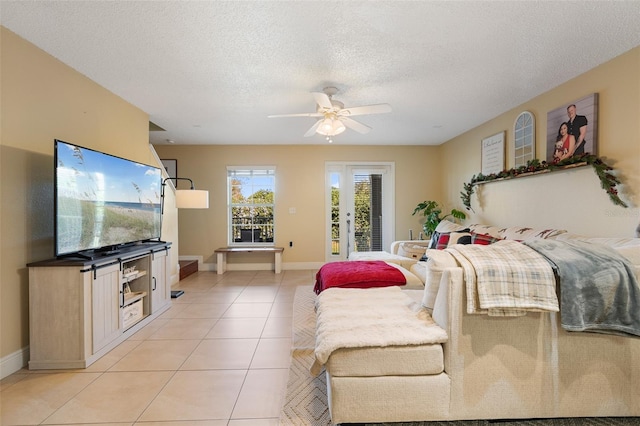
(524, 239, 640, 338)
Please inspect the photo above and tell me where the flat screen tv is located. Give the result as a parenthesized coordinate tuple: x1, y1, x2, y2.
(54, 139, 163, 258)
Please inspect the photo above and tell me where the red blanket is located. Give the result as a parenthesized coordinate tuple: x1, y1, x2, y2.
(314, 261, 407, 294)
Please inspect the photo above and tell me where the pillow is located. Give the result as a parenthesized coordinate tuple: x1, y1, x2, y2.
(467, 223, 502, 239)
(434, 219, 468, 233)
(447, 231, 472, 246)
(428, 231, 441, 249)
(397, 243, 428, 259)
(433, 230, 471, 250)
(421, 249, 459, 311)
(499, 226, 567, 241)
(471, 232, 502, 245)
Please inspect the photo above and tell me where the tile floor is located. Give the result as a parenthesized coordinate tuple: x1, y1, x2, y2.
(1, 269, 316, 426)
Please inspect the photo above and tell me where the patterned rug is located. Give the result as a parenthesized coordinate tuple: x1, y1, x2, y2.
(278, 286, 639, 426)
(280, 286, 331, 425)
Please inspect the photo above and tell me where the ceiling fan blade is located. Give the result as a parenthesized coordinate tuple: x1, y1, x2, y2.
(304, 120, 322, 137)
(312, 91, 333, 110)
(340, 103, 392, 116)
(268, 112, 323, 118)
(341, 117, 371, 134)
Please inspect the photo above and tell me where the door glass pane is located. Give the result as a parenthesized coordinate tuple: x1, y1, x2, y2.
(330, 173, 340, 255)
(353, 173, 383, 252)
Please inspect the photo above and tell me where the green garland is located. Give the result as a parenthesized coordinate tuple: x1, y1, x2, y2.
(460, 154, 628, 211)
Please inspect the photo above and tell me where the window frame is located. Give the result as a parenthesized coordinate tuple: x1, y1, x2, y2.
(513, 111, 535, 167)
(227, 166, 276, 246)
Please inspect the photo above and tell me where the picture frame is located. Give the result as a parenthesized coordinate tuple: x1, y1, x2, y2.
(481, 131, 505, 175)
(546, 93, 598, 163)
(161, 159, 177, 178)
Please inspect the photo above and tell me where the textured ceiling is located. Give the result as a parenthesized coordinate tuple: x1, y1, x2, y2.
(2, 1, 640, 146)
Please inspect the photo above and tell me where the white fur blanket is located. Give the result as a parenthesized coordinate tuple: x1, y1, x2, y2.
(311, 286, 448, 376)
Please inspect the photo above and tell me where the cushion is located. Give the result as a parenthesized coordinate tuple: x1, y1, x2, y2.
(467, 223, 502, 239)
(326, 343, 444, 377)
(314, 261, 406, 294)
(420, 249, 459, 310)
(470, 232, 502, 245)
(499, 226, 566, 240)
(385, 262, 425, 289)
(434, 219, 469, 233)
(433, 230, 471, 250)
(427, 231, 440, 249)
(349, 251, 418, 269)
(429, 219, 468, 248)
(397, 242, 428, 259)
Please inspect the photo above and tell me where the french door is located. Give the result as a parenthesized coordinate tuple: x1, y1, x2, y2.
(325, 162, 395, 261)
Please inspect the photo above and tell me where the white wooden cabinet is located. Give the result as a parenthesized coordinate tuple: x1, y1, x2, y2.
(151, 249, 170, 313)
(91, 263, 121, 354)
(27, 242, 171, 370)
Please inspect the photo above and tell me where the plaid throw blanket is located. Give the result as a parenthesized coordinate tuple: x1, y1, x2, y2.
(446, 240, 559, 316)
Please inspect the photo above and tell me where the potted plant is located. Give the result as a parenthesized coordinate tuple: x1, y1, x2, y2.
(412, 200, 466, 238)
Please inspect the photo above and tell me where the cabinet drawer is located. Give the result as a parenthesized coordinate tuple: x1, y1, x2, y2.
(122, 299, 143, 329)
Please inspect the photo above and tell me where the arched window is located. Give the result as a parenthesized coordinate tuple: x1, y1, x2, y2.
(514, 111, 535, 167)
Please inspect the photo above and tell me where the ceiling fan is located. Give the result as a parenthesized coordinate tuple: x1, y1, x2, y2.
(268, 87, 392, 142)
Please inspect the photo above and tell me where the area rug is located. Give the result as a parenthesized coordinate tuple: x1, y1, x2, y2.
(279, 285, 639, 426)
(279, 285, 331, 425)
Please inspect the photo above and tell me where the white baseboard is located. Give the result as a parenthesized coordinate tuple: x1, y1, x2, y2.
(283, 262, 324, 270)
(1, 346, 29, 379)
(201, 261, 323, 272)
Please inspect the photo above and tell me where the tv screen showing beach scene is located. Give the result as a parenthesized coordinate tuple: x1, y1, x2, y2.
(54, 139, 162, 256)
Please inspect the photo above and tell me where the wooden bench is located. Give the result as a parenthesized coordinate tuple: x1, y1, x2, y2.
(214, 246, 284, 274)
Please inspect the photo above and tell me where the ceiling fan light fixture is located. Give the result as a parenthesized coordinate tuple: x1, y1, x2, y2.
(317, 118, 334, 135)
(316, 117, 346, 137)
(332, 119, 346, 135)
(269, 87, 391, 141)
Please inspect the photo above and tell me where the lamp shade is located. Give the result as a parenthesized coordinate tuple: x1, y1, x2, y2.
(317, 118, 334, 135)
(332, 119, 346, 135)
(175, 189, 209, 209)
(316, 117, 346, 136)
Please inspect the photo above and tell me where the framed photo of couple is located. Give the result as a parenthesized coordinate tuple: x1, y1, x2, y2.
(546, 93, 598, 163)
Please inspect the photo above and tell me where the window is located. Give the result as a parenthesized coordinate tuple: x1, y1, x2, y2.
(514, 111, 535, 167)
(227, 167, 275, 245)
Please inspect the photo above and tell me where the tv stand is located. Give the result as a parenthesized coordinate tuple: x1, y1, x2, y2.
(27, 241, 172, 370)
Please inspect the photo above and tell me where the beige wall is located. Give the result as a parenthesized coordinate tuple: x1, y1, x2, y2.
(2, 24, 638, 378)
(0, 28, 159, 372)
(440, 46, 640, 237)
(153, 144, 443, 268)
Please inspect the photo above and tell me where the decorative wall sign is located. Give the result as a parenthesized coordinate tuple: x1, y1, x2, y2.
(481, 131, 505, 175)
(161, 159, 177, 178)
(546, 93, 598, 163)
